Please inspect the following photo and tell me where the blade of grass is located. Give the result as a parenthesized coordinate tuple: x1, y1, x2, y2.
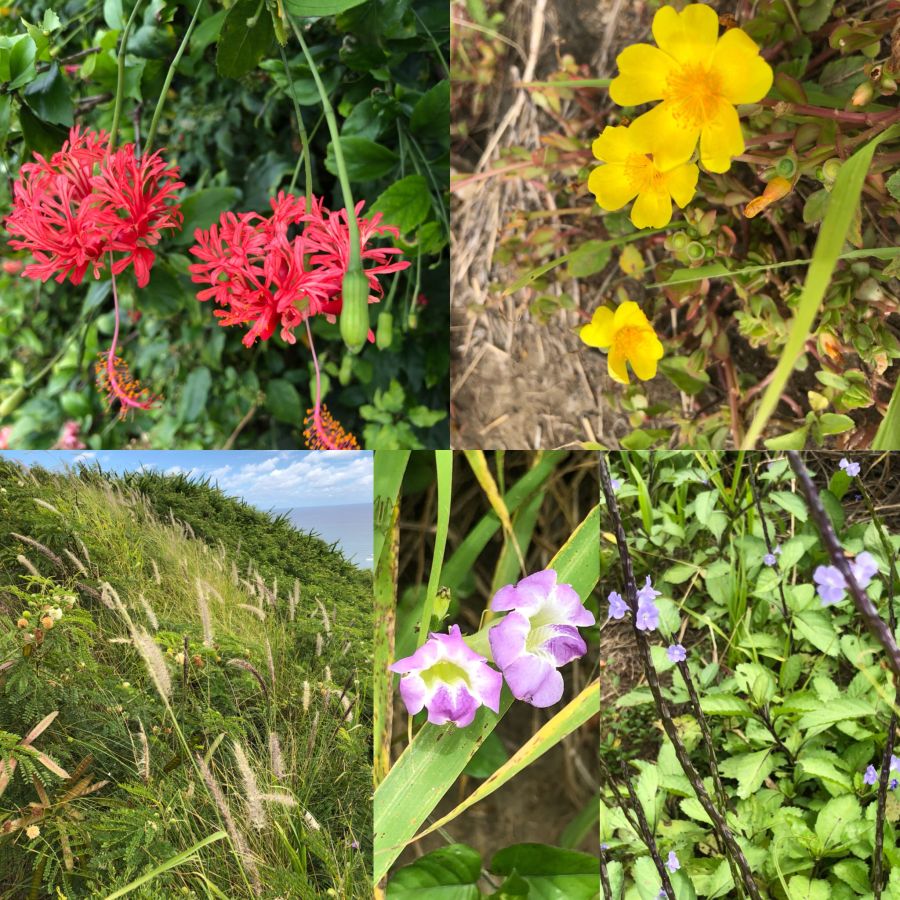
(442, 451, 567, 592)
(103, 831, 227, 899)
(873, 380, 900, 450)
(463, 450, 524, 570)
(742, 123, 900, 449)
(409, 678, 601, 842)
(373, 503, 601, 884)
(373, 451, 411, 566)
(490, 489, 546, 594)
(374, 493, 400, 787)
(416, 451, 453, 649)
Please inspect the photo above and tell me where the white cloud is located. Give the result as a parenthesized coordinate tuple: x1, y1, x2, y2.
(71, 452, 97, 466)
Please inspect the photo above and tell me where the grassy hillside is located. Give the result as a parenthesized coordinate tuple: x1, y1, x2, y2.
(0, 461, 372, 899)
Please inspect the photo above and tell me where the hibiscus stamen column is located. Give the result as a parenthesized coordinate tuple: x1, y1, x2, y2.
(286, 14, 368, 354)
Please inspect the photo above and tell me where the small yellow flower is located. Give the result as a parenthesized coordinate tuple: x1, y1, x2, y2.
(26, 825, 40, 839)
(610, 4, 772, 173)
(589, 124, 699, 228)
(580, 301, 664, 384)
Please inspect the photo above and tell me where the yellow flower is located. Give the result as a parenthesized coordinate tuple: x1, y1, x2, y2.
(588, 124, 699, 228)
(610, 4, 772, 173)
(580, 301, 664, 384)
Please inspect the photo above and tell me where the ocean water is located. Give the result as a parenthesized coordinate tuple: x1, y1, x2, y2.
(280, 504, 373, 569)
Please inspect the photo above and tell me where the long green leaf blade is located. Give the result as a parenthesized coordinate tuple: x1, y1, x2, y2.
(103, 831, 227, 899)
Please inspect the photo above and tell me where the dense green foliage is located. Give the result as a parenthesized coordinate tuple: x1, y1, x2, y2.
(0, 461, 372, 897)
(0, 0, 449, 449)
(597, 452, 900, 899)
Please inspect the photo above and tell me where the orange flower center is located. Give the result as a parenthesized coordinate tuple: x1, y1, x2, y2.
(613, 326, 647, 360)
(623, 154, 668, 192)
(663, 63, 723, 127)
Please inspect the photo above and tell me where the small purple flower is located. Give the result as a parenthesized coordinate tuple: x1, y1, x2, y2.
(839, 457, 861, 478)
(351, 840, 360, 850)
(636, 600, 660, 632)
(390, 625, 502, 727)
(489, 569, 595, 708)
(891, 754, 900, 773)
(891, 778, 898, 791)
(611, 478, 622, 491)
(601, 842, 609, 850)
(637, 576, 661, 606)
(666, 851, 680, 873)
(763, 552, 777, 567)
(864, 765, 878, 786)
(608, 591, 628, 620)
(667, 644, 687, 663)
(814, 551, 879, 606)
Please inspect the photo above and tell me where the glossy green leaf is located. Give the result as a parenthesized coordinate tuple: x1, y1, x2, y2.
(265, 379, 302, 424)
(371, 175, 431, 235)
(178, 366, 212, 423)
(325, 136, 398, 181)
(386, 844, 481, 899)
(216, 0, 275, 79)
(175, 188, 241, 245)
(283, 0, 369, 15)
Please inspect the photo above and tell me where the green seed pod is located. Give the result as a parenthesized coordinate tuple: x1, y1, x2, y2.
(775, 151, 798, 179)
(375, 311, 393, 350)
(821, 158, 842, 185)
(686, 241, 705, 262)
(670, 231, 689, 251)
(0, 385, 27, 418)
(338, 353, 353, 387)
(339, 269, 370, 354)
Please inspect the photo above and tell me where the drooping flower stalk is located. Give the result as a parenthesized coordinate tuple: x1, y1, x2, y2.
(94, 263, 159, 418)
(301, 318, 359, 450)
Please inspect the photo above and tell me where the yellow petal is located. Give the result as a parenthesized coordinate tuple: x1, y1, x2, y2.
(613, 300, 651, 331)
(609, 43, 675, 106)
(710, 28, 773, 104)
(652, 3, 720, 65)
(580, 307, 616, 349)
(663, 162, 700, 208)
(630, 105, 698, 172)
(699, 102, 744, 173)
(629, 335, 664, 381)
(608, 348, 630, 385)
(631, 188, 673, 229)
(588, 163, 640, 212)
(592, 125, 640, 164)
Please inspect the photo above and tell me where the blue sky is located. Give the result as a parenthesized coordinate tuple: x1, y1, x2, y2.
(0, 451, 373, 510)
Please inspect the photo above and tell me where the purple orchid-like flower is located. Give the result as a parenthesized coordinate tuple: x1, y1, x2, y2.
(489, 569, 595, 708)
(891, 778, 899, 791)
(666, 851, 680, 873)
(814, 551, 879, 606)
(667, 644, 687, 663)
(839, 457, 861, 477)
(608, 590, 628, 620)
(390, 624, 502, 727)
(864, 765, 878, 786)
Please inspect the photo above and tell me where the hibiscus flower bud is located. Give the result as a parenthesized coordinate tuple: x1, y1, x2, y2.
(340, 268, 371, 353)
(390, 625, 502, 727)
(489, 569, 595, 708)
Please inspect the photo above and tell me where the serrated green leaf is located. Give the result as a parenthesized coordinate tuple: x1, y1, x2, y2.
(371, 175, 431, 234)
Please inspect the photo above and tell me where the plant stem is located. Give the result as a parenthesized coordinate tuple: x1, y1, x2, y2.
(285, 14, 361, 271)
(144, 0, 203, 155)
(279, 44, 313, 204)
(109, 0, 145, 151)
